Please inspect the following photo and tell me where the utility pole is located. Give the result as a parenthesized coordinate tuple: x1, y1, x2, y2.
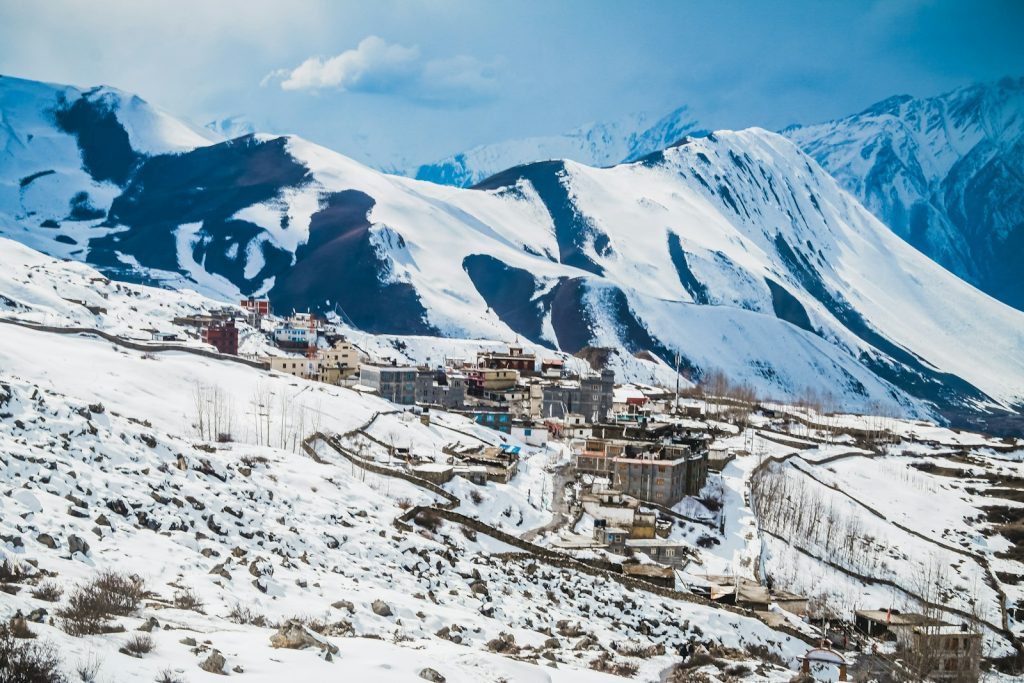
(674, 351, 681, 415)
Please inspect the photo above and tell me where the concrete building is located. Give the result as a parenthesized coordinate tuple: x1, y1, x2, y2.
(415, 368, 466, 408)
(575, 439, 708, 506)
(319, 340, 361, 380)
(542, 369, 615, 422)
(359, 364, 418, 405)
(269, 356, 317, 379)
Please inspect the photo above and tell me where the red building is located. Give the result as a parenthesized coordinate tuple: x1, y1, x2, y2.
(240, 298, 271, 316)
(202, 319, 238, 355)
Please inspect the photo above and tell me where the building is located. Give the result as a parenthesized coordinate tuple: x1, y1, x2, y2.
(359, 364, 418, 405)
(319, 340, 362, 383)
(511, 423, 548, 446)
(624, 539, 690, 569)
(466, 367, 519, 393)
(415, 368, 466, 408)
(269, 356, 317, 379)
(542, 369, 615, 422)
(477, 345, 537, 375)
(240, 298, 271, 316)
(239, 297, 270, 325)
(574, 439, 708, 506)
(622, 563, 675, 588)
(897, 625, 982, 682)
(273, 325, 316, 349)
(201, 319, 238, 355)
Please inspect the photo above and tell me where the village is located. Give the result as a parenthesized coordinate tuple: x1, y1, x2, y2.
(144, 299, 1020, 681)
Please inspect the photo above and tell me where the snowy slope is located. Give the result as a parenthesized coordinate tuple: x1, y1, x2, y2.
(414, 106, 701, 187)
(785, 77, 1024, 311)
(1, 75, 1023, 430)
(0, 316, 805, 681)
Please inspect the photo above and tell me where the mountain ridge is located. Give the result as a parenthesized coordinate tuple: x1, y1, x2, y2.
(1, 74, 1023, 432)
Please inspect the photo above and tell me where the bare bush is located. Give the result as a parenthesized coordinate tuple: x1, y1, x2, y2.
(414, 509, 443, 532)
(226, 602, 266, 627)
(119, 634, 154, 657)
(75, 652, 103, 682)
(59, 571, 146, 636)
(0, 623, 66, 682)
(172, 587, 205, 613)
(31, 582, 64, 603)
(155, 669, 186, 683)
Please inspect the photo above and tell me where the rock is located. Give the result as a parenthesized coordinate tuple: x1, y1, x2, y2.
(95, 514, 111, 527)
(419, 668, 446, 682)
(200, 650, 226, 675)
(35, 533, 58, 549)
(138, 617, 159, 632)
(269, 620, 339, 655)
(544, 637, 560, 649)
(26, 608, 47, 623)
(370, 599, 392, 617)
(248, 558, 273, 577)
(208, 563, 231, 580)
(179, 637, 197, 646)
(233, 665, 245, 673)
(485, 632, 518, 654)
(469, 580, 489, 596)
(67, 534, 89, 555)
(332, 600, 355, 613)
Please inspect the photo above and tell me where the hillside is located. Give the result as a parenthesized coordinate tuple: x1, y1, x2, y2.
(784, 77, 1024, 311)
(1, 75, 1023, 432)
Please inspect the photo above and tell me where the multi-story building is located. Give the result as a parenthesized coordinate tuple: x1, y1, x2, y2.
(318, 340, 362, 383)
(477, 345, 537, 375)
(574, 438, 708, 506)
(466, 367, 519, 393)
(415, 368, 466, 408)
(542, 369, 614, 422)
(359, 364, 418, 405)
(201, 319, 238, 355)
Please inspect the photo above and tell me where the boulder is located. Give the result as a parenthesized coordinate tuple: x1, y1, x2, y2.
(200, 650, 226, 675)
(269, 620, 339, 656)
(331, 600, 355, 613)
(419, 668, 446, 682)
(35, 533, 58, 549)
(370, 599, 392, 617)
(68, 534, 89, 555)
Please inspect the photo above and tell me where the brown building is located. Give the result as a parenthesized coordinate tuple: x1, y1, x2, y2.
(201, 319, 238, 355)
(478, 345, 536, 375)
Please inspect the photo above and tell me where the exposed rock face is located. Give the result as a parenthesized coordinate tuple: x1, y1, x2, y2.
(269, 620, 339, 656)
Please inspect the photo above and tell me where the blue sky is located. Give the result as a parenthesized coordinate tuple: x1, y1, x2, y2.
(1, 0, 1022, 169)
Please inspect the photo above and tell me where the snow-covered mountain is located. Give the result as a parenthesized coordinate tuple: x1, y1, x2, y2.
(414, 106, 702, 187)
(784, 77, 1024, 311)
(2, 74, 1023, 431)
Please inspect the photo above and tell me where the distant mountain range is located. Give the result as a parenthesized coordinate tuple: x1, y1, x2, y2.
(1, 73, 1022, 431)
(415, 78, 1024, 312)
(413, 106, 704, 187)
(785, 77, 1024, 311)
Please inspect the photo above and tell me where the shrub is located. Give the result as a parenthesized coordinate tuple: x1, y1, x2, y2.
(469, 490, 484, 505)
(395, 497, 413, 510)
(75, 653, 102, 682)
(9, 616, 35, 639)
(226, 602, 266, 627)
(414, 509, 443, 532)
(0, 623, 66, 683)
(172, 587, 204, 613)
(31, 582, 64, 603)
(59, 570, 146, 635)
(119, 634, 154, 657)
(154, 669, 185, 683)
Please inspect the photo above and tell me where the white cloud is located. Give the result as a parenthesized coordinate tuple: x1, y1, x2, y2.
(266, 35, 498, 106)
